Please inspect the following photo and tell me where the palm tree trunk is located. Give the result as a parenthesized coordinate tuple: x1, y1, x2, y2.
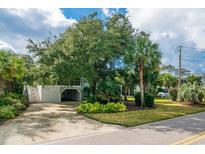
(139, 64, 144, 108)
(124, 86, 128, 101)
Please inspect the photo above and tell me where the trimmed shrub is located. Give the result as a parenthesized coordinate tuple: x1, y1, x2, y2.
(135, 92, 154, 108)
(0, 106, 16, 119)
(169, 88, 178, 101)
(76, 102, 126, 114)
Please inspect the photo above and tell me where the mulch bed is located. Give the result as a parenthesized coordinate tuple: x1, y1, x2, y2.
(124, 101, 155, 111)
(123, 100, 205, 111)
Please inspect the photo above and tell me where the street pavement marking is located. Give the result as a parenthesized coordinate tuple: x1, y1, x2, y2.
(183, 133, 205, 145)
(172, 130, 205, 145)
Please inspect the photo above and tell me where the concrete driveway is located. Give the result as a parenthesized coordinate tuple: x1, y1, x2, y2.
(0, 103, 120, 145)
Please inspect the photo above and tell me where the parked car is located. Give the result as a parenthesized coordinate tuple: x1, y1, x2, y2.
(157, 92, 169, 98)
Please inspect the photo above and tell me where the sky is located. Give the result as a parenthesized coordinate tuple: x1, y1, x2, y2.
(0, 8, 205, 74)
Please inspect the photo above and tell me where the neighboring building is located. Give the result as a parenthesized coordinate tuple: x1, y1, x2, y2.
(161, 67, 191, 83)
(161, 67, 191, 78)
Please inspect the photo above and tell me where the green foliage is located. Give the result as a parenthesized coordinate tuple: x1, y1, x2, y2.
(115, 67, 136, 100)
(85, 95, 97, 103)
(126, 31, 161, 107)
(26, 13, 135, 96)
(0, 93, 28, 118)
(187, 74, 202, 85)
(76, 102, 126, 114)
(76, 102, 101, 113)
(96, 79, 121, 104)
(102, 102, 127, 113)
(0, 106, 16, 119)
(157, 73, 178, 89)
(0, 92, 27, 106)
(4, 92, 22, 100)
(180, 83, 205, 104)
(135, 92, 155, 107)
(144, 71, 160, 95)
(169, 88, 178, 101)
(0, 50, 32, 93)
(0, 97, 14, 106)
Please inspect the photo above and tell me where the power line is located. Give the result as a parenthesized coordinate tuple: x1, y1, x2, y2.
(181, 46, 205, 52)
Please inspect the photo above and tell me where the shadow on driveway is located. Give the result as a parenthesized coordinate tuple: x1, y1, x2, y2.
(0, 102, 116, 144)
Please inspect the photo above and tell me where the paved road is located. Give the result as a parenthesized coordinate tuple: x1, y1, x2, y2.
(44, 112, 205, 145)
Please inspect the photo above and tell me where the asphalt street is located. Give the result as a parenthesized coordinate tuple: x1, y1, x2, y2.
(44, 111, 205, 145)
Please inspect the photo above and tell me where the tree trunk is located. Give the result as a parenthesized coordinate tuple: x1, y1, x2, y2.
(91, 80, 97, 96)
(139, 64, 145, 108)
(124, 86, 128, 101)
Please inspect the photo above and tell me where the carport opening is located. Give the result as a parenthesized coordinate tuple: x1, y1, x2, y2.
(61, 89, 80, 102)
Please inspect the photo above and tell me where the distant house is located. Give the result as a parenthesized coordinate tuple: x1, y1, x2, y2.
(161, 67, 191, 83)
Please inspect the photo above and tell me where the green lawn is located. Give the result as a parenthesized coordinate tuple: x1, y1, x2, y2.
(86, 98, 205, 127)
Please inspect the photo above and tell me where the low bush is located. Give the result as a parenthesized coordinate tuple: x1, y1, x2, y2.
(76, 102, 126, 114)
(3, 92, 22, 99)
(135, 92, 154, 108)
(0, 97, 13, 106)
(180, 83, 205, 104)
(102, 102, 127, 113)
(169, 88, 178, 101)
(4, 92, 27, 105)
(0, 106, 16, 119)
(0, 93, 28, 119)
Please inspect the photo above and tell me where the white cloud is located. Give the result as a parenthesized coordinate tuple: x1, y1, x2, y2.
(0, 40, 16, 52)
(0, 8, 76, 53)
(127, 9, 205, 73)
(40, 8, 76, 27)
(102, 8, 111, 17)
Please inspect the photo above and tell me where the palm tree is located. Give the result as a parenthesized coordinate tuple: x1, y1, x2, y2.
(115, 67, 136, 101)
(131, 32, 161, 108)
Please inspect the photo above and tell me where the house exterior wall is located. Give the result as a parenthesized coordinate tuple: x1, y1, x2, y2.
(26, 85, 42, 102)
(42, 86, 61, 102)
(25, 85, 83, 103)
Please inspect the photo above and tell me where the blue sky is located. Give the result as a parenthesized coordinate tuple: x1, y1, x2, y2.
(61, 8, 126, 20)
(0, 8, 205, 74)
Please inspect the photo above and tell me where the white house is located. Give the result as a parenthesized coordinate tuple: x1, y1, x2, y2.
(24, 85, 85, 103)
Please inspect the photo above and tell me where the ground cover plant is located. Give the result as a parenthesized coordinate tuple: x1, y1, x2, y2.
(76, 102, 126, 114)
(0, 92, 28, 120)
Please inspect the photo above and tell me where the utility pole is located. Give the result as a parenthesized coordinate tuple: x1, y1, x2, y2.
(178, 45, 182, 102)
